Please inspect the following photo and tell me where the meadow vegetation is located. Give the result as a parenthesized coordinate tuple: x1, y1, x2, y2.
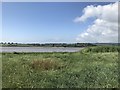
(2, 46, 119, 88)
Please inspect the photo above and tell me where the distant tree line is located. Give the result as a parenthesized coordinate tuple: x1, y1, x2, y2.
(1, 42, 18, 45)
(0, 42, 96, 47)
(26, 43, 96, 47)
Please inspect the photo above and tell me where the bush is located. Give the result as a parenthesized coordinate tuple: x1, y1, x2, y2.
(13, 52, 19, 54)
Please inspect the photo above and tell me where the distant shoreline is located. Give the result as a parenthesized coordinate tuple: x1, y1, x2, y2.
(0, 43, 119, 48)
(0, 43, 96, 47)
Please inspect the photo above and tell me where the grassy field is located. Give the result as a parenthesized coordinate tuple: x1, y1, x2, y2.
(2, 46, 119, 88)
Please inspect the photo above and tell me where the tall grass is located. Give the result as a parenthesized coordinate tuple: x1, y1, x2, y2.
(31, 59, 64, 70)
(81, 45, 120, 53)
(2, 46, 119, 88)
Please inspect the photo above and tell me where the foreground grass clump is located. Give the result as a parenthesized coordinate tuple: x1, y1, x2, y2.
(2, 46, 119, 88)
(31, 58, 64, 70)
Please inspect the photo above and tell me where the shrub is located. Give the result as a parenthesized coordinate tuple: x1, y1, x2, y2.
(13, 52, 19, 54)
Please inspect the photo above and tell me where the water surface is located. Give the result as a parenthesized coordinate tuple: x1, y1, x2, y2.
(1, 47, 84, 52)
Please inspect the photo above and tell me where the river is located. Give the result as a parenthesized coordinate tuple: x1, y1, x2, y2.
(0, 47, 84, 52)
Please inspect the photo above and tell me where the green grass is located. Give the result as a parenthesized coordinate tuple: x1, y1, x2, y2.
(81, 45, 120, 53)
(2, 46, 119, 88)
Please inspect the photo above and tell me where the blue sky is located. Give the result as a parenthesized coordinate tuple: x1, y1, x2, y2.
(2, 2, 114, 43)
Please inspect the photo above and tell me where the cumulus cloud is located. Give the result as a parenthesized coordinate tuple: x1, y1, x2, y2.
(75, 2, 118, 43)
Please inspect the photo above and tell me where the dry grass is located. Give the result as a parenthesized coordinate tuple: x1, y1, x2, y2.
(31, 58, 64, 70)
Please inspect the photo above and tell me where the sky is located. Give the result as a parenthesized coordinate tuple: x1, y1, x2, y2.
(2, 2, 118, 43)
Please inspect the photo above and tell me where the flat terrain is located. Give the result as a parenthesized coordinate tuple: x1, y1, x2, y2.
(1, 47, 84, 52)
(2, 46, 119, 88)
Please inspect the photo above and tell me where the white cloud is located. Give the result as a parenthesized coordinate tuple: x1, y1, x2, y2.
(75, 2, 118, 43)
